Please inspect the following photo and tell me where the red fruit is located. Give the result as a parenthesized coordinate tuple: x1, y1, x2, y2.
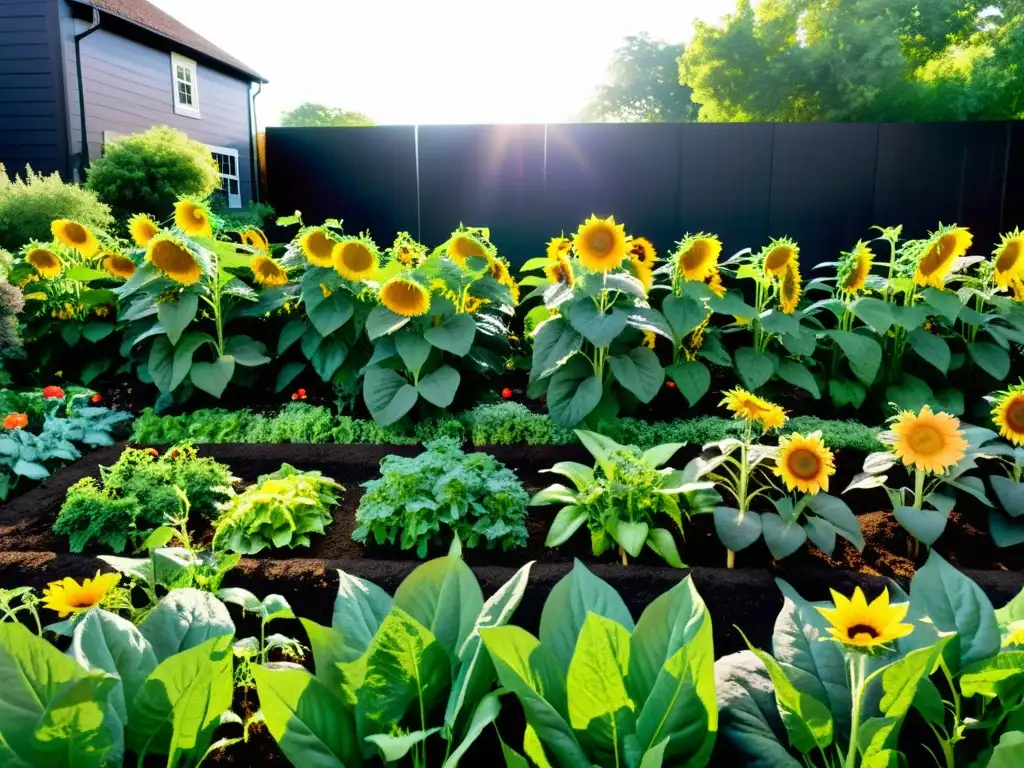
(170, 449, 180, 458)
(297, 388, 307, 397)
(291, 393, 299, 400)
(501, 387, 512, 400)
(666, 380, 676, 389)
(42, 385, 65, 399)
(145, 448, 159, 457)
(90, 394, 102, 403)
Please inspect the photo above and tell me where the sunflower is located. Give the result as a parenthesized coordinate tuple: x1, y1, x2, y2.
(241, 228, 269, 252)
(546, 236, 572, 262)
(762, 237, 799, 276)
(992, 229, 1024, 290)
(914, 225, 972, 288)
(380, 276, 431, 317)
(573, 215, 628, 273)
(1003, 620, 1024, 648)
(299, 227, 336, 267)
(673, 233, 722, 282)
(992, 383, 1024, 446)
(25, 244, 62, 278)
(251, 254, 288, 286)
(775, 431, 835, 494)
(333, 238, 379, 282)
(720, 387, 787, 430)
(706, 268, 726, 298)
(128, 213, 160, 248)
(890, 404, 967, 473)
(838, 241, 873, 294)
(816, 587, 913, 650)
(642, 330, 656, 350)
(51, 219, 100, 258)
(779, 262, 802, 314)
(489, 257, 512, 284)
(42, 570, 120, 618)
(463, 296, 489, 314)
(629, 237, 658, 267)
(448, 232, 489, 267)
(102, 251, 137, 280)
(174, 199, 213, 238)
(544, 256, 575, 287)
(628, 259, 654, 292)
(146, 234, 202, 285)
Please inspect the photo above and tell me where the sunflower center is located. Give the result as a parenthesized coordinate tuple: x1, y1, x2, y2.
(1007, 399, 1024, 430)
(453, 236, 485, 260)
(30, 249, 57, 267)
(65, 592, 100, 608)
(997, 241, 1021, 273)
(151, 240, 195, 275)
(631, 244, 649, 263)
(765, 247, 792, 271)
(847, 623, 880, 640)
(586, 228, 614, 256)
(307, 231, 333, 259)
(341, 243, 373, 272)
(907, 424, 944, 456)
(787, 448, 821, 479)
(63, 222, 88, 245)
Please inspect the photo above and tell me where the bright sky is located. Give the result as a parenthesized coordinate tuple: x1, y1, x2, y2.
(150, 0, 734, 127)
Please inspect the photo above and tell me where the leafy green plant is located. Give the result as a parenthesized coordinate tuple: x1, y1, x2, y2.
(353, 437, 528, 557)
(212, 463, 343, 554)
(216, 588, 303, 690)
(481, 559, 717, 767)
(531, 430, 717, 567)
(464, 401, 575, 445)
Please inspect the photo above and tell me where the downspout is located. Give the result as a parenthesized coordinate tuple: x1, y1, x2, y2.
(249, 82, 262, 203)
(74, 8, 102, 180)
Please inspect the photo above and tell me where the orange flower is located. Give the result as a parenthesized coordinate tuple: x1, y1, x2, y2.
(42, 385, 65, 399)
(3, 413, 28, 430)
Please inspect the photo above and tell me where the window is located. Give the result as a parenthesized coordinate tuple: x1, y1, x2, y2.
(206, 145, 241, 207)
(171, 52, 200, 118)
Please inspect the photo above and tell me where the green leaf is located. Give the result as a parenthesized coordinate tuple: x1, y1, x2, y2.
(311, 337, 348, 381)
(547, 369, 602, 428)
(569, 300, 628, 347)
(762, 513, 808, 559)
(308, 293, 354, 336)
(13, 458, 49, 480)
(734, 347, 775, 390)
(395, 331, 432, 377)
(777, 360, 820, 398)
(364, 366, 418, 425)
(851, 297, 895, 336)
(807, 495, 864, 550)
(624, 307, 674, 341)
(157, 293, 198, 346)
(252, 664, 355, 768)
(545, 505, 588, 547)
(66, 265, 110, 282)
(366, 304, 410, 339)
(893, 505, 948, 546)
(530, 317, 583, 381)
(60, 322, 81, 347)
(906, 329, 950, 375)
(829, 377, 866, 409)
(828, 331, 882, 387)
(418, 365, 460, 407)
(79, 357, 111, 386)
(148, 335, 175, 393)
(709, 292, 757, 319)
(189, 355, 236, 398)
(986, 730, 1024, 767)
(992, 476, 1024, 516)
(138, 588, 234, 662)
(332, 569, 393, 659)
(540, 560, 634, 674)
(443, 691, 504, 767)
(959, 651, 1024, 701)
(760, 310, 800, 337)
(608, 347, 664, 404)
(713, 507, 763, 552)
(275, 362, 304, 393)
(171, 331, 216, 391)
(425, 313, 477, 355)
(968, 341, 1011, 380)
(224, 335, 270, 367)
(81, 321, 115, 343)
(922, 287, 963, 324)
(366, 728, 441, 761)
(608, 518, 649, 557)
(666, 361, 710, 406)
(301, 326, 323, 359)
(645, 528, 685, 568)
(278, 319, 306, 354)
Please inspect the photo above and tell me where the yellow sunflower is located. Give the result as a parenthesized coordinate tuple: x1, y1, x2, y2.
(673, 233, 722, 282)
(706, 267, 726, 298)
(779, 262, 802, 314)
(333, 238, 379, 282)
(1003, 620, 1024, 648)
(628, 259, 654, 292)
(463, 296, 488, 314)
(816, 587, 913, 650)
(642, 330, 656, 349)
(914, 225, 972, 288)
(720, 387, 788, 430)
(251, 254, 288, 286)
(448, 232, 489, 267)
(762, 237, 799, 276)
(839, 241, 873, 294)
(102, 251, 137, 280)
(173, 199, 213, 238)
(993, 229, 1024, 290)
(629, 237, 658, 267)
(544, 256, 575, 287)
(146, 234, 202, 285)
(241, 228, 269, 252)
(992, 383, 1024, 446)
(299, 227, 336, 267)
(1012, 277, 1024, 303)
(128, 213, 160, 248)
(890, 404, 967, 473)
(489, 257, 512, 284)
(546, 236, 572, 262)
(573, 215, 628, 273)
(42, 570, 120, 618)
(25, 244, 63, 278)
(380, 276, 431, 317)
(775, 431, 835, 494)
(51, 219, 100, 258)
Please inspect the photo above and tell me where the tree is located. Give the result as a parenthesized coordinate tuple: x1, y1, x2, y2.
(679, 0, 1024, 122)
(280, 103, 374, 127)
(580, 34, 697, 122)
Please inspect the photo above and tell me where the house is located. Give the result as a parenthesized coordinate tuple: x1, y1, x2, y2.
(0, 0, 267, 207)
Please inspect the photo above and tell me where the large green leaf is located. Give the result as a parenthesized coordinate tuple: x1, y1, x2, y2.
(666, 361, 710, 406)
(366, 728, 441, 761)
(547, 368, 602, 428)
(608, 347, 664, 403)
(395, 331, 432, 377)
(138, 589, 234, 662)
(828, 331, 882, 386)
(959, 651, 1024, 702)
(986, 730, 1024, 767)
(762, 513, 808, 559)
(275, 361, 305, 393)
(278, 319, 306, 354)
(311, 337, 348, 381)
(969, 341, 1011, 380)
(225, 335, 270, 367)
(540, 560, 634, 674)
(443, 691, 505, 767)
(733, 347, 775, 390)
(418, 365, 460, 407)
(568, 301, 628, 347)
(921, 287, 963, 324)
(148, 335, 175, 393)
(906, 329, 950, 375)
(747, 644, 833, 755)
(157, 293, 198, 346)
(363, 366, 418, 425)
(366, 305, 410, 339)
(851, 297, 894, 336)
(531, 317, 583, 380)
(425, 313, 477, 356)
(171, 332, 216, 391)
(189, 355, 236, 398)
(332, 569, 393, 659)
(807, 495, 864, 550)
(892, 504, 948, 546)
(713, 507, 763, 552)
(776, 360, 820, 398)
(308, 292, 354, 337)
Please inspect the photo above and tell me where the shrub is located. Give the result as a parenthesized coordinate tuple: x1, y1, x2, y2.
(354, 437, 529, 556)
(0, 164, 113, 252)
(464, 402, 574, 445)
(84, 126, 220, 220)
(0, 280, 25, 366)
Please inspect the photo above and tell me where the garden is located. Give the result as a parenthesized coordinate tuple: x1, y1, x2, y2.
(2, 137, 1024, 766)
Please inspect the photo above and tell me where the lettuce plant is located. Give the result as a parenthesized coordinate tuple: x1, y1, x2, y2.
(481, 559, 717, 767)
(531, 430, 718, 567)
(212, 463, 343, 554)
(353, 436, 528, 557)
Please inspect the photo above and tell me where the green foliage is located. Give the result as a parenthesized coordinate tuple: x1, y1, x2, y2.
(0, 163, 113, 252)
(0, 280, 25, 365)
(354, 437, 529, 556)
(280, 102, 374, 126)
(214, 200, 274, 229)
(84, 126, 220, 220)
(464, 401, 576, 445)
(53, 444, 234, 552)
(212, 464, 343, 554)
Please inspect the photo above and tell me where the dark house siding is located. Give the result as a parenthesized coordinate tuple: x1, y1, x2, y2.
(58, 2, 254, 202)
(0, 0, 67, 177)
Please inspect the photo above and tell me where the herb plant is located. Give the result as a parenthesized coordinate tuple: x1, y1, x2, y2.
(354, 436, 528, 557)
(531, 430, 718, 567)
(212, 463, 343, 554)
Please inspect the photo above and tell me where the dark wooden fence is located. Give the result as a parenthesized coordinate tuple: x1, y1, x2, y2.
(265, 122, 1024, 268)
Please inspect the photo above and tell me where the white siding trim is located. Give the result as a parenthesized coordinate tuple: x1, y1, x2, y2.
(206, 144, 241, 207)
(170, 52, 200, 118)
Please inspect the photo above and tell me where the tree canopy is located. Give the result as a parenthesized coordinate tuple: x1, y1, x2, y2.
(280, 103, 374, 127)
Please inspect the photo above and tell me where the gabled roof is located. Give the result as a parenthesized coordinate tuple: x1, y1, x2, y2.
(74, 0, 267, 82)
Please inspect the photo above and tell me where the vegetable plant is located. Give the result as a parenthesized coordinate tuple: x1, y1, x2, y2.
(531, 429, 717, 567)
(354, 437, 528, 556)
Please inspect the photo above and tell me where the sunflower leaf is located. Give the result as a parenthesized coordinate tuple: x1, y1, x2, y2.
(666, 361, 711, 406)
(366, 305, 410, 340)
(189, 355, 236, 399)
(608, 347, 664, 404)
(156, 293, 198, 346)
(425, 314, 477, 356)
(363, 366, 418, 426)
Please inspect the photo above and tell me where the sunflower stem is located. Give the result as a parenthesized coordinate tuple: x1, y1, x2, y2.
(844, 652, 868, 768)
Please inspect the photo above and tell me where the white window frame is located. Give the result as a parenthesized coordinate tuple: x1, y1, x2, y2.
(206, 144, 242, 208)
(171, 52, 201, 118)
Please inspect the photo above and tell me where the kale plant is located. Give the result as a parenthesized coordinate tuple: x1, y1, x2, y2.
(354, 437, 529, 557)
